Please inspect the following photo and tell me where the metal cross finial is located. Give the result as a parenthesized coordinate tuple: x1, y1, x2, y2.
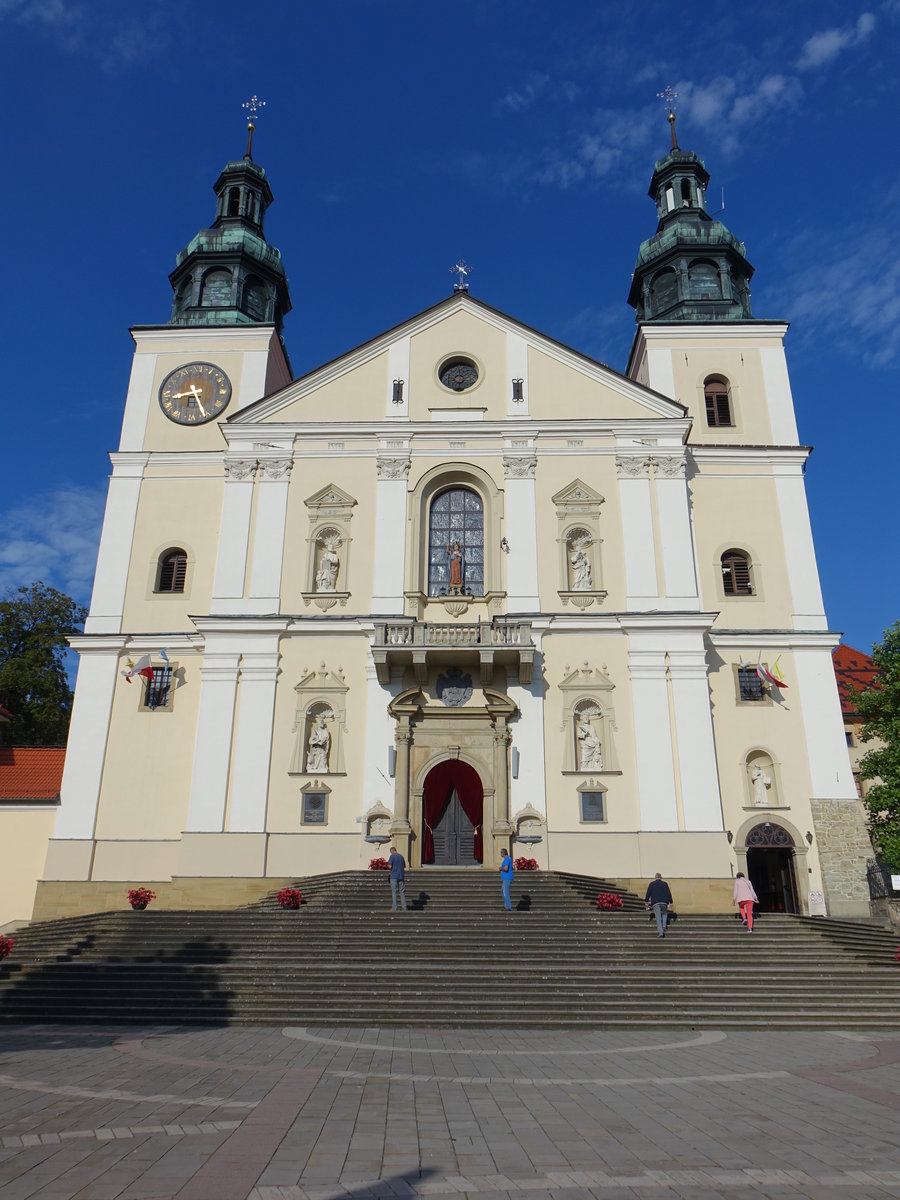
(657, 86, 679, 149)
(242, 94, 266, 158)
(450, 260, 472, 293)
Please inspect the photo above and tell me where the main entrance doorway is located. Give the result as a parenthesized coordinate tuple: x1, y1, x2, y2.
(746, 823, 799, 914)
(422, 760, 483, 866)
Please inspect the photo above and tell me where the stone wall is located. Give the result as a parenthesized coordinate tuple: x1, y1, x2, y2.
(810, 798, 874, 918)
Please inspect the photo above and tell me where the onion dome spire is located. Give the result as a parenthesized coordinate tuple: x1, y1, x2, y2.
(167, 96, 291, 332)
(627, 90, 753, 323)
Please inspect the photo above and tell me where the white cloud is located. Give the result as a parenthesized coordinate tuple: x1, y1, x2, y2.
(796, 12, 876, 70)
(772, 209, 900, 367)
(499, 72, 550, 114)
(0, 485, 105, 604)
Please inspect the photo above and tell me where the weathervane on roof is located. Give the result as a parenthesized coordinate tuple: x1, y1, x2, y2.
(242, 94, 266, 159)
(450, 260, 472, 293)
(657, 85, 679, 150)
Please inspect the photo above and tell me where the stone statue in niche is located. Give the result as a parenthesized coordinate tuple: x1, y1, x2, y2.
(576, 709, 603, 770)
(446, 539, 464, 594)
(569, 535, 593, 591)
(750, 762, 772, 807)
(315, 535, 341, 592)
(306, 712, 332, 772)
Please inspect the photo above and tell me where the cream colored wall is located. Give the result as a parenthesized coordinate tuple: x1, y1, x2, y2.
(689, 470, 793, 625)
(280, 457, 378, 613)
(0, 809, 56, 924)
(122, 474, 223, 630)
(528, 348, 647, 421)
(272, 352, 390, 422)
(408, 311, 507, 420)
(94, 649, 202, 841)
(708, 650, 814, 823)
(140, 342, 273, 453)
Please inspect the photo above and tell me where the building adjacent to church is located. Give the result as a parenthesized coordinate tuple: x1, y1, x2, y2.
(35, 119, 872, 920)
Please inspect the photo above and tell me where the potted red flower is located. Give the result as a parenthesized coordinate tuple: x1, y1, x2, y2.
(368, 857, 390, 870)
(276, 887, 302, 909)
(127, 887, 156, 911)
(596, 892, 623, 910)
(0, 935, 14, 961)
(514, 857, 539, 871)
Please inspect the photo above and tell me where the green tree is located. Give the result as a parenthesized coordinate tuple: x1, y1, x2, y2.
(0, 582, 87, 746)
(855, 620, 900, 866)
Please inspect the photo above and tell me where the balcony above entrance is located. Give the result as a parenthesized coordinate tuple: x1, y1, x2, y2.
(373, 619, 534, 686)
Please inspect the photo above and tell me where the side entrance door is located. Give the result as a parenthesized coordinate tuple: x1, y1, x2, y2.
(431, 787, 477, 866)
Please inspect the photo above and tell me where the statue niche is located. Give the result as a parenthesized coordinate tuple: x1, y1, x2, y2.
(289, 664, 348, 775)
(552, 482, 606, 609)
(566, 528, 594, 591)
(314, 529, 342, 593)
(746, 750, 779, 808)
(574, 700, 604, 770)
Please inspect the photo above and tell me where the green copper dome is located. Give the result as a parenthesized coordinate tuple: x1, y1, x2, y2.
(168, 154, 292, 332)
(628, 144, 753, 323)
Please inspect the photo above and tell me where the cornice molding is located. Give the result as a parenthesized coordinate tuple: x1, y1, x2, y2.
(709, 629, 841, 649)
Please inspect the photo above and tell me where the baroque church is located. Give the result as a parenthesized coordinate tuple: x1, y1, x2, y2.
(35, 109, 873, 921)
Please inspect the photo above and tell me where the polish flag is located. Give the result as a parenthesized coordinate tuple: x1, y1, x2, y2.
(756, 654, 788, 689)
(123, 655, 154, 684)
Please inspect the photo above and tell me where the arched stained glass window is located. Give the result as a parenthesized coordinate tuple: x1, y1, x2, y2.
(427, 488, 484, 596)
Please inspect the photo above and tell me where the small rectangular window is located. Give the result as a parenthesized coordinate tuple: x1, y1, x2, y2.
(738, 667, 764, 702)
(511, 377, 524, 402)
(705, 393, 732, 427)
(302, 793, 327, 825)
(580, 791, 605, 823)
(845, 730, 854, 747)
(143, 666, 172, 710)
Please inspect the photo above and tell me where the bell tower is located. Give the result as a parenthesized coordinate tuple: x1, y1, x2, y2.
(168, 100, 292, 332)
(627, 97, 753, 323)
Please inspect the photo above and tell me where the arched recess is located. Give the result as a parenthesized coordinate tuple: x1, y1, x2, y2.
(200, 268, 232, 307)
(650, 269, 678, 315)
(733, 813, 809, 915)
(406, 461, 504, 601)
(420, 758, 485, 864)
(688, 259, 721, 299)
(150, 542, 194, 597)
(744, 747, 782, 808)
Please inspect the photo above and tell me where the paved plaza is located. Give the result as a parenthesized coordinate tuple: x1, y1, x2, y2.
(0, 1024, 899, 1199)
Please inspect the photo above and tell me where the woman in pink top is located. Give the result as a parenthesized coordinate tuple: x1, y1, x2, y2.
(733, 872, 759, 932)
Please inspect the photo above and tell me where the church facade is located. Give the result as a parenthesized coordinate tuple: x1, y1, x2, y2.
(36, 123, 872, 920)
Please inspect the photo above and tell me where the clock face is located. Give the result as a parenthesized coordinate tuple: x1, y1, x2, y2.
(159, 362, 232, 425)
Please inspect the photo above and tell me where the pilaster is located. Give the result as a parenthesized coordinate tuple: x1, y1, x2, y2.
(502, 452, 539, 611)
(84, 455, 148, 635)
(626, 638, 678, 831)
(667, 642, 723, 831)
(372, 454, 410, 614)
(248, 456, 293, 606)
(616, 455, 659, 607)
(211, 457, 257, 607)
(228, 645, 282, 832)
(185, 650, 241, 832)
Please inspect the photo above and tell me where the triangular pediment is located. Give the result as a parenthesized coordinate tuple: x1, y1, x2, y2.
(304, 483, 357, 511)
(229, 292, 686, 426)
(552, 479, 605, 508)
(560, 664, 615, 693)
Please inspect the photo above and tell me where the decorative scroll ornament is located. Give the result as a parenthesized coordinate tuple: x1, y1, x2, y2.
(615, 455, 650, 478)
(224, 458, 257, 481)
(376, 455, 411, 480)
(258, 457, 293, 480)
(502, 454, 537, 479)
(653, 455, 685, 479)
(436, 669, 473, 708)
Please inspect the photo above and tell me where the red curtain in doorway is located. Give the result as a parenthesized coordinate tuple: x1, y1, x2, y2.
(422, 759, 484, 863)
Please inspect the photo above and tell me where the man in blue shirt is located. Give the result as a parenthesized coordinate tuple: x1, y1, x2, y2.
(388, 845, 407, 911)
(644, 873, 673, 937)
(499, 850, 515, 911)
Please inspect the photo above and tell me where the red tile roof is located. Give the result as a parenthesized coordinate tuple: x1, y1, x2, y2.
(833, 644, 879, 717)
(0, 747, 65, 801)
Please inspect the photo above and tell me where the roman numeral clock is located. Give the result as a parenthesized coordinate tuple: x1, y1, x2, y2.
(159, 362, 232, 424)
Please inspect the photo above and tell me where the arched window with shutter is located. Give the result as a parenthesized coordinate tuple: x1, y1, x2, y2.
(704, 375, 733, 427)
(721, 549, 753, 596)
(156, 549, 187, 594)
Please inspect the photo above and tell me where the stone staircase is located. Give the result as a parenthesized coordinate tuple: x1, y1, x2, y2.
(1, 870, 899, 1028)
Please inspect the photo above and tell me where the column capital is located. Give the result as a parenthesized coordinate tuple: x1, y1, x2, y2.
(502, 453, 536, 479)
(257, 457, 293, 481)
(376, 454, 411, 480)
(616, 455, 651, 479)
(224, 457, 258, 481)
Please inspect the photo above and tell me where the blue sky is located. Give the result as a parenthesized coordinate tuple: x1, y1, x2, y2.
(1, 0, 898, 653)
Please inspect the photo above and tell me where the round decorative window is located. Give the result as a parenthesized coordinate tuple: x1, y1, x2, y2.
(439, 358, 479, 392)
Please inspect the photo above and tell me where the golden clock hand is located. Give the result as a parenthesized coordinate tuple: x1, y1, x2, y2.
(187, 385, 207, 417)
